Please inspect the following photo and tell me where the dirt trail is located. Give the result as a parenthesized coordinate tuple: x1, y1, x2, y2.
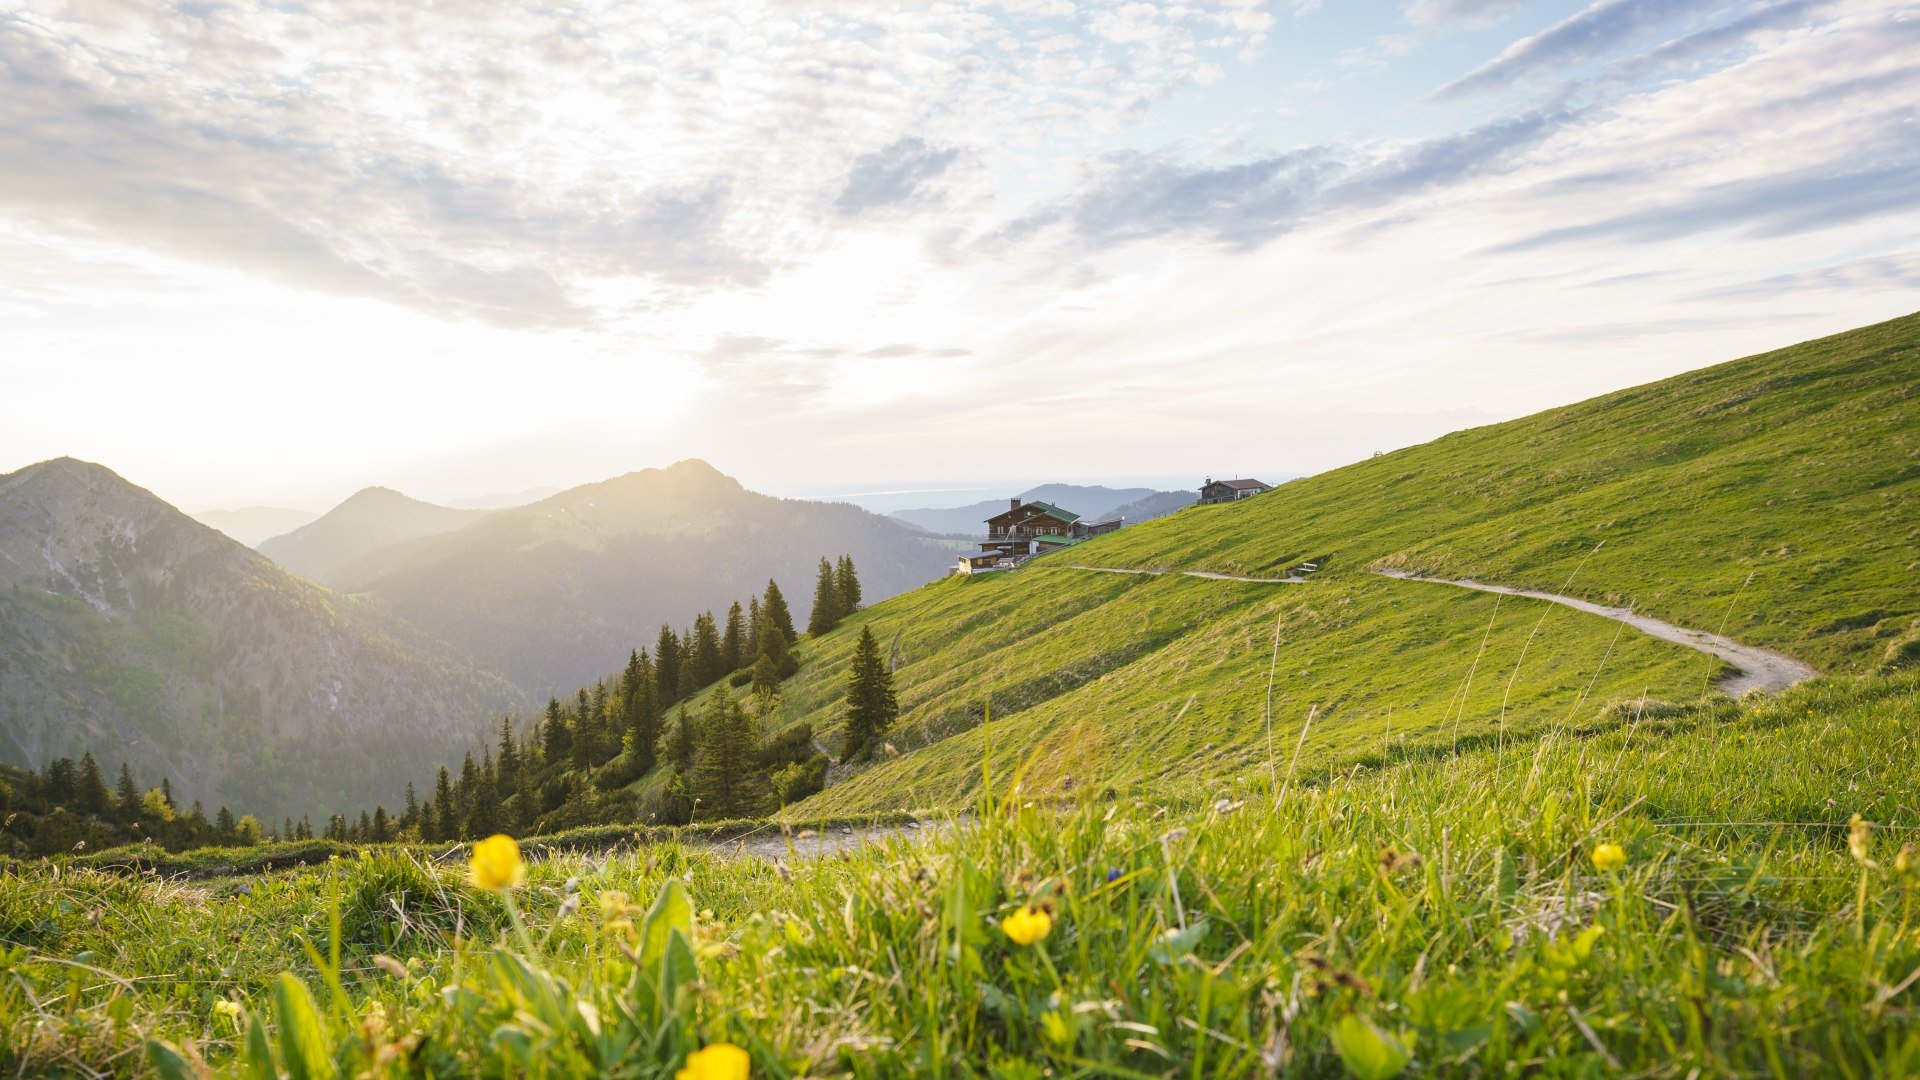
(1373, 569, 1817, 696)
(1060, 564, 1308, 584)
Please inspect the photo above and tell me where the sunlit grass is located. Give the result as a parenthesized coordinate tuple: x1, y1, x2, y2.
(6, 670, 1917, 1076)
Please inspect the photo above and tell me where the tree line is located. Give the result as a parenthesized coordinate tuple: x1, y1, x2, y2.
(2, 555, 901, 857)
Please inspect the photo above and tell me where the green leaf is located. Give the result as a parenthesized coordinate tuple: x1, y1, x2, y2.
(273, 972, 337, 1080)
(146, 1038, 201, 1080)
(640, 879, 694, 970)
(1330, 1014, 1413, 1080)
(242, 1012, 276, 1080)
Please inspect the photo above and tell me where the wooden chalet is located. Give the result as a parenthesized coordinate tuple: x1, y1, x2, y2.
(1198, 476, 1273, 505)
(954, 498, 1083, 575)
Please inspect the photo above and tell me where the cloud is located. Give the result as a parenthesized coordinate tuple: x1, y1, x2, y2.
(1689, 254, 1920, 301)
(835, 138, 961, 216)
(1431, 0, 1716, 99)
(1003, 105, 1575, 250)
(1404, 0, 1527, 28)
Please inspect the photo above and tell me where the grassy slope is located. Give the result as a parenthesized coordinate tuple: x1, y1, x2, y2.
(7, 671, 1917, 1076)
(1083, 312, 1920, 673)
(743, 314, 1918, 814)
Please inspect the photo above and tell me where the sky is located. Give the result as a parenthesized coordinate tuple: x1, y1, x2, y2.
(2, 0, 1917, 512)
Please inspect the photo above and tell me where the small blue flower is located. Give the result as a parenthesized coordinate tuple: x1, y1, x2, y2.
(1105, 868, 1122, 883)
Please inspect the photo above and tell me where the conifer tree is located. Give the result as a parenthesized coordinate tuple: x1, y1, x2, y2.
(46, 757, 77, 806)
(77, 753, 109, 812)
(458, 751, 479, 828)
(371, 806, 390, 843)
(762, 579, 796, 647)
(431, 766, 455, 842)
(402, 783, 420, 834)
(656, 625, 682, 704)
(573, 687, 600, 769)
(215, 805, 236, 836)
(496, 717, 519, 796)
(836, 554, 863, 614)
(621, 650, 660, 777)
(298, 816, 312, 841)
(692, 612, 723, 688)
(283, 817, 295, 843)
(115, 763, 141, 822)
(840, 626, 899, 764)
(668, 705, 697, 775)
(689, 687, 763, 820)
(542, 697, 571, 763)
(722, 602, 746, 672)
(808, 556, 843, 636)
(746, 596, 762, 659)
(358, 810, 372, 841)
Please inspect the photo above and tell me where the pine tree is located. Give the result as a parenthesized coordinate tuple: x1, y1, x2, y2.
(358, 810, 372, 841)
(840, 626, 899, 764)
(298, 816, 312, 841)
(542, 697, 571, 764)
(746, 596, 762, 659)
(115, 763, 141, 822)
(691, 612, 723, 688)
(656, 625, 682, 704)
(77, 753, 110, 812)
(46, 757, 77, 805)
(762, 579, 796, 647)
(458, 751, 479, 830)
(215, 805, 237, 836)
(496, 717, 519, 796)
(402, 783, 420, 834)
(689, 687, 764, 821)
(572, 687, 600, 770)
(668, 705, 697, 775)
(469, 765, 501, 838)
(371, 806, 390, 843)
(283, 817, 295, 842)
(722, 602, 746, 672)
(623, 649, 660, 777)
(808, 556, 843, 636)
(836, 554, 863, 614)
(431, 766, 455, 842)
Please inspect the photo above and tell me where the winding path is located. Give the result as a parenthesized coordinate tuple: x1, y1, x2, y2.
(1372, 569, 1817, 696)
(1059, 564, 1308, 584)
(1049, 562, 1816, 696)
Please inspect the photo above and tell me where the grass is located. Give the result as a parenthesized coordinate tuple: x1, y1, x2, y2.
(4, 670, 1917, 1076)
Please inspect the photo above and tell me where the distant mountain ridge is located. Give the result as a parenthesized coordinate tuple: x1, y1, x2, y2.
(259, 487, 488, 587)
(346, 459, 955, 698)
(192, 506, 320, 547)
(0, 458, 523, 820)
(890, 482, 1197, 536)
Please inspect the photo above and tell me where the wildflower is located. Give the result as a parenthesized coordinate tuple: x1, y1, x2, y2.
(1105, 868, 1122, 884)
(469, 834, 526, 891)
(214, 1000, 244, 1028)
(1591, 843, 1627, 872)
(675, 1041, 750, 1080)
(1848, 814, 1877, 868)
(1001, 904, 1052, 946)
(1894, 843, 1914, 878)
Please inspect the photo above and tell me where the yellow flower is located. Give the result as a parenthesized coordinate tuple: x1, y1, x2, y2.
(1848, 814, 1876, 868)
(469, 834, 526, 891)
(1001, 904, 1053, 946)
(214, 1000, 244, 1022)
(1591, 843, 1627, 872)
(675, 1042, 749, 1080)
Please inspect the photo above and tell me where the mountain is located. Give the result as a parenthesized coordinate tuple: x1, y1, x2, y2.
(667, 313, 1919, 816)
(347, 459, 955, 697)
(889, 483, 1196, 535)
(0, 458, 522, 820)
(446, 486, 561, 510)
(258, 487, 489, 587)
(191, 506, 320, 547)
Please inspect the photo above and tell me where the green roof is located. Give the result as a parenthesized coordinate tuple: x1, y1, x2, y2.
(1021, 501, 1080, 523)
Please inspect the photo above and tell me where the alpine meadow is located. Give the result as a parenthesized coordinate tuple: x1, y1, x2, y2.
(4, 1, 1920, 1077)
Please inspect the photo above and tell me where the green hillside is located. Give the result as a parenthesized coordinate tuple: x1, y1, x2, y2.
(757, 314, 1918, 815)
